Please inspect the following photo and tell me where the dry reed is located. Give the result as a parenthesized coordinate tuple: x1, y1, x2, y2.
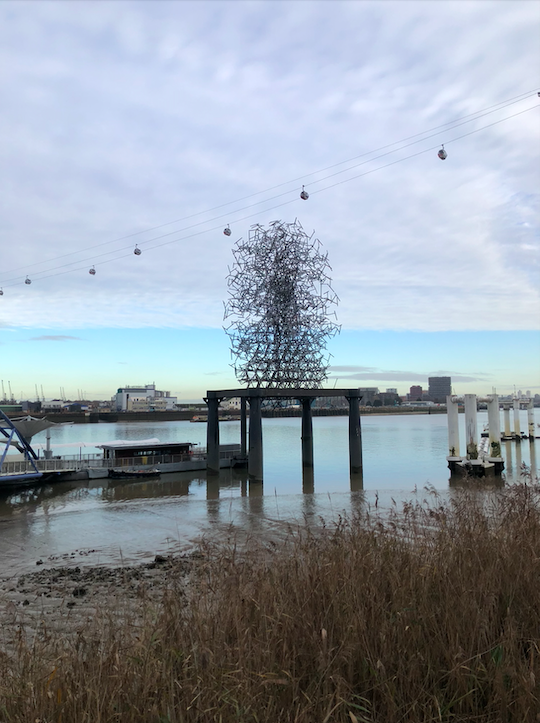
(1, 481, 539, 722)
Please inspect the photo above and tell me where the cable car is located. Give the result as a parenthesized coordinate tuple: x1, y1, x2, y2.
(223, 225, 232, 236)
(300, 185, 309, 200)
(134, 245, 142, 255)
(438, 145, 447, 160)
(25, 276, 31, 285)
(89, 266, 96, 275)
(0, 288, 3, 296)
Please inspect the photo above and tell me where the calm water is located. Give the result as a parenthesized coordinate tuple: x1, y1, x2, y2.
(0, 412, 536, 577)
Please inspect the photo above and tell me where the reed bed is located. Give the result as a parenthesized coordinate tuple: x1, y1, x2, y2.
(1, 481, 539, 722)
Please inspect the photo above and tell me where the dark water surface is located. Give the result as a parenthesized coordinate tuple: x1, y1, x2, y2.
(0, 412, 536, 577)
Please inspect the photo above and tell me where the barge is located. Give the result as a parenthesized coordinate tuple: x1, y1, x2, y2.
(1, 435, 245, 488)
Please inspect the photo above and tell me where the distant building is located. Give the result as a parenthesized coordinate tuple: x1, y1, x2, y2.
(428, 377, 451, 403)
(386, 388, 398, 394)
(114, 384, 177, 412)
(42, 399, 71, 411)
(409, 385, 423, 401)
(358, 388, 379, 405)
(221, 398, 241, 411)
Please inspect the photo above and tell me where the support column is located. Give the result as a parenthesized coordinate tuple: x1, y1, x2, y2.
(205, 396, 220, 474)
(487, 394, 501, 457)
(527, 399, 535, 439)
(44, 427, 53, 460)
(446, 395, 460, 459)
(464, 394, 478, 459)
(301, 397, 314, 469)
(248, 394, 263, 480)
(347, 392, 363, 478)
(302, 466, 314, 495)
(240, 397, 247, 456)
(487, 394, 504, 474)
(503, 405, 511, 438)
(513, 399, 521, 440)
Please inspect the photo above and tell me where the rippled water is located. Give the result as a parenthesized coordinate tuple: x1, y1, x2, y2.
(0, 411, 536, 577)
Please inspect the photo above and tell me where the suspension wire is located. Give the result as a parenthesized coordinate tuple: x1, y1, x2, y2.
(1, 89, 536, 281)
(2, 88, 538, 278)
(10, 102, 539, 288)
(1, 94, 538, 287)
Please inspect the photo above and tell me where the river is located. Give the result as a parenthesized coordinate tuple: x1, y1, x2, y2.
(0, 411, 537, 576)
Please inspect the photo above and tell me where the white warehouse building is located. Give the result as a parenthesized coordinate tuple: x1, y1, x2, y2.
(114, 384, 177, 412)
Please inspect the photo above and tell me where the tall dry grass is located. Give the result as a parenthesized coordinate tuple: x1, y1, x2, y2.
(1, 481, 539, 722)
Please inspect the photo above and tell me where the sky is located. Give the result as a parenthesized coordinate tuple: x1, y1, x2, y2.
(0, 0, 539, 402)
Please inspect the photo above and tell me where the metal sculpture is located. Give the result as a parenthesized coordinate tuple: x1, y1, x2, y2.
(224, 219, 340, 388)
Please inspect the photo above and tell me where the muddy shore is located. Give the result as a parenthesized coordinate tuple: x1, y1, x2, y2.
(0, 554, 194, 646)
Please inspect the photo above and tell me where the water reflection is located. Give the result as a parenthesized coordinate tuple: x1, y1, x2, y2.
(0, 415, 536, 578)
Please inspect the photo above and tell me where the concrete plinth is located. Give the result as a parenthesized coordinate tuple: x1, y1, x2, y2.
(347, 393, 363, 476)
(205, 396, 220, 474)
(301, 398, 314, 469)
(464, 394, 478, 459)
(248, 394, 263, 480)
(240, 398, 247, 456)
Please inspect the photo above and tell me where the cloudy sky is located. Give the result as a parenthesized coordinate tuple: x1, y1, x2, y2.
(0, 0, 539, 401)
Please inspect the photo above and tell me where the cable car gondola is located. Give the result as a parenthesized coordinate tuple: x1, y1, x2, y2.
(438, 145, 447, 160)
(300, 185, 309, 200)
(134, 245, 142, 255)
(89, 266, 96, 275)
(223, 225, 232, 237)
(25, 276, 31, 285)
(0, 288, 3, 296)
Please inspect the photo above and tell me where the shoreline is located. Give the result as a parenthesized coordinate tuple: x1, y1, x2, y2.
(9, 406, 448, 424)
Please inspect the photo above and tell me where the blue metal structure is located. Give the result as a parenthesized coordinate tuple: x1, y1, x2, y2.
(0, 409, 43, 485)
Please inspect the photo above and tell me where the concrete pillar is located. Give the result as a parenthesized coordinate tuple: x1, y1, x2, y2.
(527, 400, 535, 439)
(347, 392, 363, 476)
(513, 399, 521, 439)
(464, 394, 478, 459)
(301, 397, 314, 469)
(248, 394, 263, 480)
(44, 427, 53, 460)
(302, 465, 314, 495)
(486, 394, 502, 459)
(446, 395, 460, 458)
(503, 405, 511, 438)
(205, 396, 220, 474)
(240, 397, 247, 456)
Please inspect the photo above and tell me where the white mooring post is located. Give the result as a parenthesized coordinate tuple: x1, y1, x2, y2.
(527, 399, 535, 439)
(513, 399, 521, 439)
(486, 394, 504, 473)
(486, 394, 501, 458)
(446, 395, 460, 458)
(464, 394, 478, 459)
(503, 405, 511, 438)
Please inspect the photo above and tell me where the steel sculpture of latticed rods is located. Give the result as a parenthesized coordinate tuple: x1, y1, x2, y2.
(224, 220, 340, 388)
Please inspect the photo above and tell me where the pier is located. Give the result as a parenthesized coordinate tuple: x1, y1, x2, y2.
(446, 394, 537, 477)
(205, 388, 363, 488)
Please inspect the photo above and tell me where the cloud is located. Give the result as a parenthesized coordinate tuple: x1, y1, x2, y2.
(29, 335, 82, 342)
(329, 365, 378, 373)
(0, 1, 538, 332)
(328, 368, 490, 383)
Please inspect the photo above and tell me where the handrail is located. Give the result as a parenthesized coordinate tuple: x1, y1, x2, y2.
(1, 445, 242, 476)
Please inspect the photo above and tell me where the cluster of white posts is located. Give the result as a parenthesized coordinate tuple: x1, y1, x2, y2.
(446, 394, 536, 476)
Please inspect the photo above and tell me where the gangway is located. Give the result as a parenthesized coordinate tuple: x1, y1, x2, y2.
(0, 410, 43, 487)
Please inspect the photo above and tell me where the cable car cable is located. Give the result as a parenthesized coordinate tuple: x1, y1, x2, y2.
(0, 88, 537, 280)
(1, 99, 538, 287)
